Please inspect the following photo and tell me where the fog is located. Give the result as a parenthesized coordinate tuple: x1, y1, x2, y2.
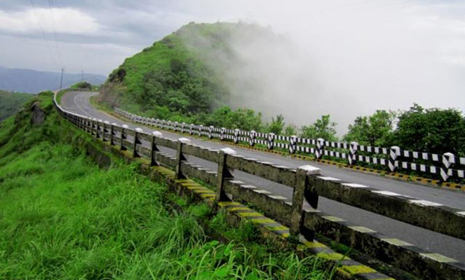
(182, 0, 465, 135)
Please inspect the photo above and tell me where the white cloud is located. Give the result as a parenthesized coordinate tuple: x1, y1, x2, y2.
(0, 34, 136, 75)
(0, 8, 100, 35)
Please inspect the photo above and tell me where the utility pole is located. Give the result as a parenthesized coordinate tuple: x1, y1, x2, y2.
(81, 70, 83, 83)
(59, 67, 64, 89)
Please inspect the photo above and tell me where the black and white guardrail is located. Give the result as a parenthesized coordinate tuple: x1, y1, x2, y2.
(114, 107, 465, 183)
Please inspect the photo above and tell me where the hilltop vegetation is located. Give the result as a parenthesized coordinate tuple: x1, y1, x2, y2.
(100, 23, 233, 115)
(0, 92, 333, 279)
(98, 22, 272, 131)
(0, 90, 34, 121)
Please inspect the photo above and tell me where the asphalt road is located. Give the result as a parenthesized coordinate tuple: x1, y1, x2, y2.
(62, 91, 465, 263)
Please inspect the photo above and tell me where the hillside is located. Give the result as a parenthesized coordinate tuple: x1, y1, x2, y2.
(0, 66, 106, 94)
(99, 22, 286, 127)
(0, 90, 34, 121)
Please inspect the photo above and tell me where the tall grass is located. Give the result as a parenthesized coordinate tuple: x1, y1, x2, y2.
(0, 96, 334, 279)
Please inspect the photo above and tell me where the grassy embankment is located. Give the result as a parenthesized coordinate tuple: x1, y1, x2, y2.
(0, 92, 334, 279)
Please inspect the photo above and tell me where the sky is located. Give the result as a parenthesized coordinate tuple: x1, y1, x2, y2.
(1, 0, 464, 132)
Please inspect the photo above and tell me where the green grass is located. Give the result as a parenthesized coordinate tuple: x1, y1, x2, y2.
(0, 94, 334, 279)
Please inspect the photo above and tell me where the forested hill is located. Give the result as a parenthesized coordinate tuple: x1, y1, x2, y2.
(99, 22, 283, 122)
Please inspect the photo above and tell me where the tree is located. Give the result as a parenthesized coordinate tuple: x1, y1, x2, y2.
(72, 82, 92, 90)
(284, 124, 297, 136)
(202, 106, 263, 131)
(344, 110, 395, 146)
(267, 114, 285, 135)
(300, 115, 337, 141)
(228, 108, 263, 131)
(393, 104, 465, 155)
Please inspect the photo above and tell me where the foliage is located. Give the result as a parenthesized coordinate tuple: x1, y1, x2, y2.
(70, 81, 92, 90)
(0, 90, 34, 121)
(343, 110, 395, 146)
(267, 114, 285, 135)
(300, 115, 338, 141)
(392, 104, 465, 155)
(199, 106, 263, 131)
(284, 124, 298, 136)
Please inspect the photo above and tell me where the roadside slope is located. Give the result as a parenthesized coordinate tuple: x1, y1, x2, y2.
(0, 92, 332, 279)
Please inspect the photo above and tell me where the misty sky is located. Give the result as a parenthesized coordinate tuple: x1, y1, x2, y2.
(1, 0, 464, 133)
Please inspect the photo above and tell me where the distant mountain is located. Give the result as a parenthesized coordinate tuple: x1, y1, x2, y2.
(0, 66, 107, 94)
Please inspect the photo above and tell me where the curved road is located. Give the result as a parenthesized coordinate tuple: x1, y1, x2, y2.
(62, 91, 465, 263)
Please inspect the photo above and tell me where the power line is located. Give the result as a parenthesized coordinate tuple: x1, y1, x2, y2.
(29, 0, 61, 69)
(47, 0, 63, 67)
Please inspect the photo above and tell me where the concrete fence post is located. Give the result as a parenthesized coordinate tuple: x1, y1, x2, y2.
(103, 121, 110, 141)
(91, 119, 96, 136)
(133, 128, 143, 158)
(150, 131, 162, 166)
(90, 119, 94, 135)
(348, 141, 359, 165)
(91, 119, 95, 135)
(220, 128, 226, 141)
(315, 138, 325, 160)
(84, 118, 89, 133)
(249, 130, 256, 147)
(189, 124, 194, 135)
(389, 146, 400, 172)
(208, 126, 214, 139)
(120, 125, 128, 151)
(100, 120, 105, 140)
(289, 135, 297, 154)
(110, 123, 118, 146)
(95, 119, 101, 138)
(175, 138, 191, 180)
(233, 129, 240, 144)
(441, 152, 455, 182)
(290, 165, 321, 241)
(97, 119, 104, 139)
(267, 133, 275, 150)
(216, 148, 236, 204)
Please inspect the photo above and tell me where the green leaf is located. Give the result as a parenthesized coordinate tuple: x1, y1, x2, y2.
(245, 271, 261, 280)
(213, 266, 230, 277)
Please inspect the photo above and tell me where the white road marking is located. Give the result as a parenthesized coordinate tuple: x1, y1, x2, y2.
(73, 93, 90, 116)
